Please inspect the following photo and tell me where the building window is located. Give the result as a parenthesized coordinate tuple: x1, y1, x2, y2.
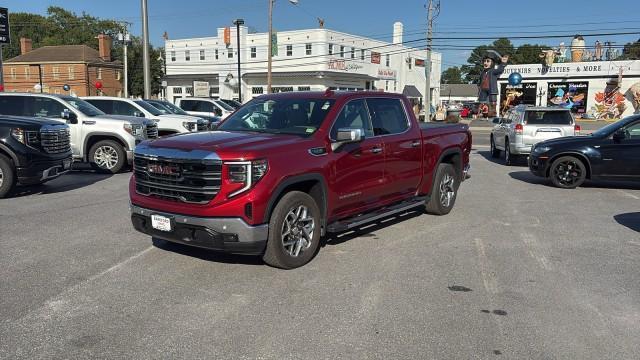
(272, 86, 294, 93)
(228, 48, 233, 58)
(200, 49, 205, 60)
(340, 45, 345, 58)
(68, 66, 74, 80)
(251, 47, 257, 58)
(10, 68, 16, 80)
(209, 87, 219, 96)
(306, 43, 312, 56)
(185, 50, 191, 61)
(394, 81, 397, 92)
(386, 54, 390, 67)
(116, 70, 121, 80)
(97, 68, 103, 80)
(297, 86, 311, 91)
(173, 87, 183, 94)
(171, 51, 176, 62)
(360, 49, 365, 60)
(286, 45, 293, 56)
(351, 48, 355, 59)
(53, 67, 61, 80)
(25, 67, 31, 80)
(328, 44, 333, 55)
(252, 87, 264, 95)
(215, 49, 219, 60)
(186, 86, 194, 96)
(385, 81, 389, 91)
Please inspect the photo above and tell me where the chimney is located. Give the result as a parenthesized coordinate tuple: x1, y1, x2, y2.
(98, 34, 112, 61)
(20, 38, 33, 55)
(393, 22, 403, 45)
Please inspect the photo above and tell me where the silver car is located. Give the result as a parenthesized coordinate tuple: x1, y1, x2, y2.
(490, 105, 579, 165)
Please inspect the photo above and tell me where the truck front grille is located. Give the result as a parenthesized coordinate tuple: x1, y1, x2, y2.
(197, 122, 207, 132)
(146, 123, 158, 139)
(133, 156, 222, 204)
(40, 128, 71, 154)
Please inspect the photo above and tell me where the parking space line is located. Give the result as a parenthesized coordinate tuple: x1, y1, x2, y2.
(615, 189, 639, 200)
(474, 238, 499, 294)
(520, 233, 553, 271)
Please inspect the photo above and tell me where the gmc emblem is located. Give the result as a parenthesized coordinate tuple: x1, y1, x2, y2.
(148, 164, 180, 175)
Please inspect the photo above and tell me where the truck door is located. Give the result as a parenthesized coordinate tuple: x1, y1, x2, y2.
(25, 97, 83, 158)
(330, 99, 385, 216)
(366, 98, 422, 202)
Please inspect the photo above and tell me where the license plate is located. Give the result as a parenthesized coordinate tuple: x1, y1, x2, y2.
(62, 159, 72, 170)
(151, 214, 172, 232)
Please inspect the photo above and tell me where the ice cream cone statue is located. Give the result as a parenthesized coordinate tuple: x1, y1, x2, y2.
(571, 35, 585, 62)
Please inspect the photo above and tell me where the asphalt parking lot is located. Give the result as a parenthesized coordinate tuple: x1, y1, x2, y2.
(1, 148, 639, 359)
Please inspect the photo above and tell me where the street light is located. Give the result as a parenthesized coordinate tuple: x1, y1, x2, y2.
(233, 18, 244, 103)
(267, 0, 300, 94)
(117, 30, 131, 98)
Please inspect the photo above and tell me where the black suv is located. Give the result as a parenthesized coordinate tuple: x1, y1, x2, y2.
(0, 115, 73, 198)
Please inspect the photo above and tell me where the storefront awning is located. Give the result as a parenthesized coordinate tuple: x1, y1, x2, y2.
(402, 85, 423, 98)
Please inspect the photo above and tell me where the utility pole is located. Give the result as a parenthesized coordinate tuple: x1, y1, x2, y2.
(267, 0, 274, 93)
(118, 25, 131, 98)
(424, 0, 434, 122)
(233, 19, 244, 102)
(0, 45, 4, 91)
(141, 0, 151, 98)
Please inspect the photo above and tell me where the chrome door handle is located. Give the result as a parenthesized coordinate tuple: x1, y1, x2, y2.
(411, 140, 420, 148)
(371, 147, 383, 154)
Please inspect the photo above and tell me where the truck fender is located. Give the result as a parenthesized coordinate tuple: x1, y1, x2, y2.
(263, 173, 329, 232)
(427, 147, 463, 196)
(83, 132, 131, 161)
(0, 143, 18, 164)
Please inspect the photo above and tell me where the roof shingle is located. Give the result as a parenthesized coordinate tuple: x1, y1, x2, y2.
(6, 45, 120, 65)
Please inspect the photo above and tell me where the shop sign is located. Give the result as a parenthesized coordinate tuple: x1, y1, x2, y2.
(377, 69, 396, 80)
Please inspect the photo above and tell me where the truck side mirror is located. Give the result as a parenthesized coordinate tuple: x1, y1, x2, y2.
(332, 128, 365, 151)
(61, 108, 78, 124)
(134, 111, 145, 118)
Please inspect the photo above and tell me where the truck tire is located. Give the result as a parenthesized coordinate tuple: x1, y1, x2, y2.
(426, 163, 459, 216)
(0, 154, 16, 199)
(549, 156, 586, 189)
(263, 191, 322, 269)
(89, 140, 126, 174)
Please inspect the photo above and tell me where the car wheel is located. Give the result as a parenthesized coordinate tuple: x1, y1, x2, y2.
(0, 154, 16, 199)
(490, 136, 500, 158)
(549, 156, 586, 189)
(89, 140, 126, 174)
(426, 163, 459, 216)
(263, 191, 322, 269)
(504, 139, 513, 166)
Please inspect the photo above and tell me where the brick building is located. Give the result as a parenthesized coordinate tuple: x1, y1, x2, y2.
(2, 35, 123, 97)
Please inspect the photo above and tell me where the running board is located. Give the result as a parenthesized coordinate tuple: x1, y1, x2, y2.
(326, 196, 428, 233)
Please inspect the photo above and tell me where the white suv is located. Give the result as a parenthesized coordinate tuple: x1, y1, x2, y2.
(490, 105, 580, 165)
(83, 97, 206, 136)
(176, 98, 234, 119)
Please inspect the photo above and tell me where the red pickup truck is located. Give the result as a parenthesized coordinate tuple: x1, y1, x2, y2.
(130, 91, 471, 268)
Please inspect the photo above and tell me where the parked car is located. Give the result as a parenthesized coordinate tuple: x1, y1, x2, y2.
(529, 114, 640, 188)
(176, 97, 235, 119)
(0, 93, 157, 173)
(83, 97, 206, 136)
(145, 99, 220, 129)
(0, 115, 73, 198)
(218, 98, 242, 110)
(129, 91, 472, 269)
(490, 105, 580, 165)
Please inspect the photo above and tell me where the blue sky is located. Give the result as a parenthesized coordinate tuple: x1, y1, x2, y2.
(5, 0, 640, 69)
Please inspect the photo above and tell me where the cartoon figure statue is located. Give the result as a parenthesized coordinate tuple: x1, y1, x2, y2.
(625, 82, 640, 114)
(594, 40, 603, 61)
(477, 52, 509, 117)
(556, 42, 567, 63)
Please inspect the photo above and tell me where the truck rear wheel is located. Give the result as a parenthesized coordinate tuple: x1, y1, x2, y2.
(426, 163, 459, 216)
(263, 191, 321, 269)
(0, 154, 16, 199)
(89, 140, 126, 174)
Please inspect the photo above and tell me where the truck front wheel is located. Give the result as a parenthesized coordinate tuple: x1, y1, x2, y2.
(0, 154, 16, 199)
(263, 191, 321, 269)
(89, 140, 126, 174)
(426, 163, 459, 216)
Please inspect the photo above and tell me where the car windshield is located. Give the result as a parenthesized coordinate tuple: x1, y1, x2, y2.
(161, 101, 189, 115)
(215, 100, 235, 111)
(61, 96, 105, 117)
(134, 100, 163, 116)
(591, 117, 635, 137)
(146, 101, 171, 114)
(218, 98, 335, 136)
(525, 110, 572, 125)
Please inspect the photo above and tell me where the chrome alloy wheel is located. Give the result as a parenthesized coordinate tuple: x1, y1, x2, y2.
(553, 159, 583, 187)
(439, 173, 456, 208)
(281, 205, 315, 258)
(94, 145, 119, 169)
(0, 167, 4, 188)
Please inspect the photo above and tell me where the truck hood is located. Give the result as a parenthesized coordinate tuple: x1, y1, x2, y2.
(1, 115, 66, 127)
(91, 114, 151, 125)
(144, 130, 308, 156)
(157, 114, 200, 122)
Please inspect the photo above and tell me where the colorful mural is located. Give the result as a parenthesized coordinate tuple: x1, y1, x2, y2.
(592, 89, 626, 119)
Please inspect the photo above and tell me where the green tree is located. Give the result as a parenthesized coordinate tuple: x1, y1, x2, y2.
(513, 44, 549, 64)
(441, 66, 464, 84)
(619, 39, 640, 60)
(115, 37, 164, 97)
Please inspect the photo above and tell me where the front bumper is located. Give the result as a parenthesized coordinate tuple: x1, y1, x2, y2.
(528, 153, 549, 177)
(130, 204, 268, 255)
(16, 156, 73, 185)
(511, 144, 533, 156)
(126, 150, 134, 164)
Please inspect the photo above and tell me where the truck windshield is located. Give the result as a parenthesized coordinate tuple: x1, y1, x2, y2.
(134, 100, 163, 116)
(525, 111, 572, 125)
(215, 100, 235, 111)
(218, 98, 335, 136)
(61, 96, 105, 117)
(161, 101, 190, 115)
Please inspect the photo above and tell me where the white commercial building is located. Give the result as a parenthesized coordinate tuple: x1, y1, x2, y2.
(163, 22, 441, 105)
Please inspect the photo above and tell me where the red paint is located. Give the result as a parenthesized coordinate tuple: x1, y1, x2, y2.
(95, 81, 103, 90)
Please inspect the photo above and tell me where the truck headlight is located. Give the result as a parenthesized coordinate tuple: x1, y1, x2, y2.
(183, 121, 196, 131)
(225, 159, 269, 197)
(124, 123, 144, 138)
(11, 128, 26, 144)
